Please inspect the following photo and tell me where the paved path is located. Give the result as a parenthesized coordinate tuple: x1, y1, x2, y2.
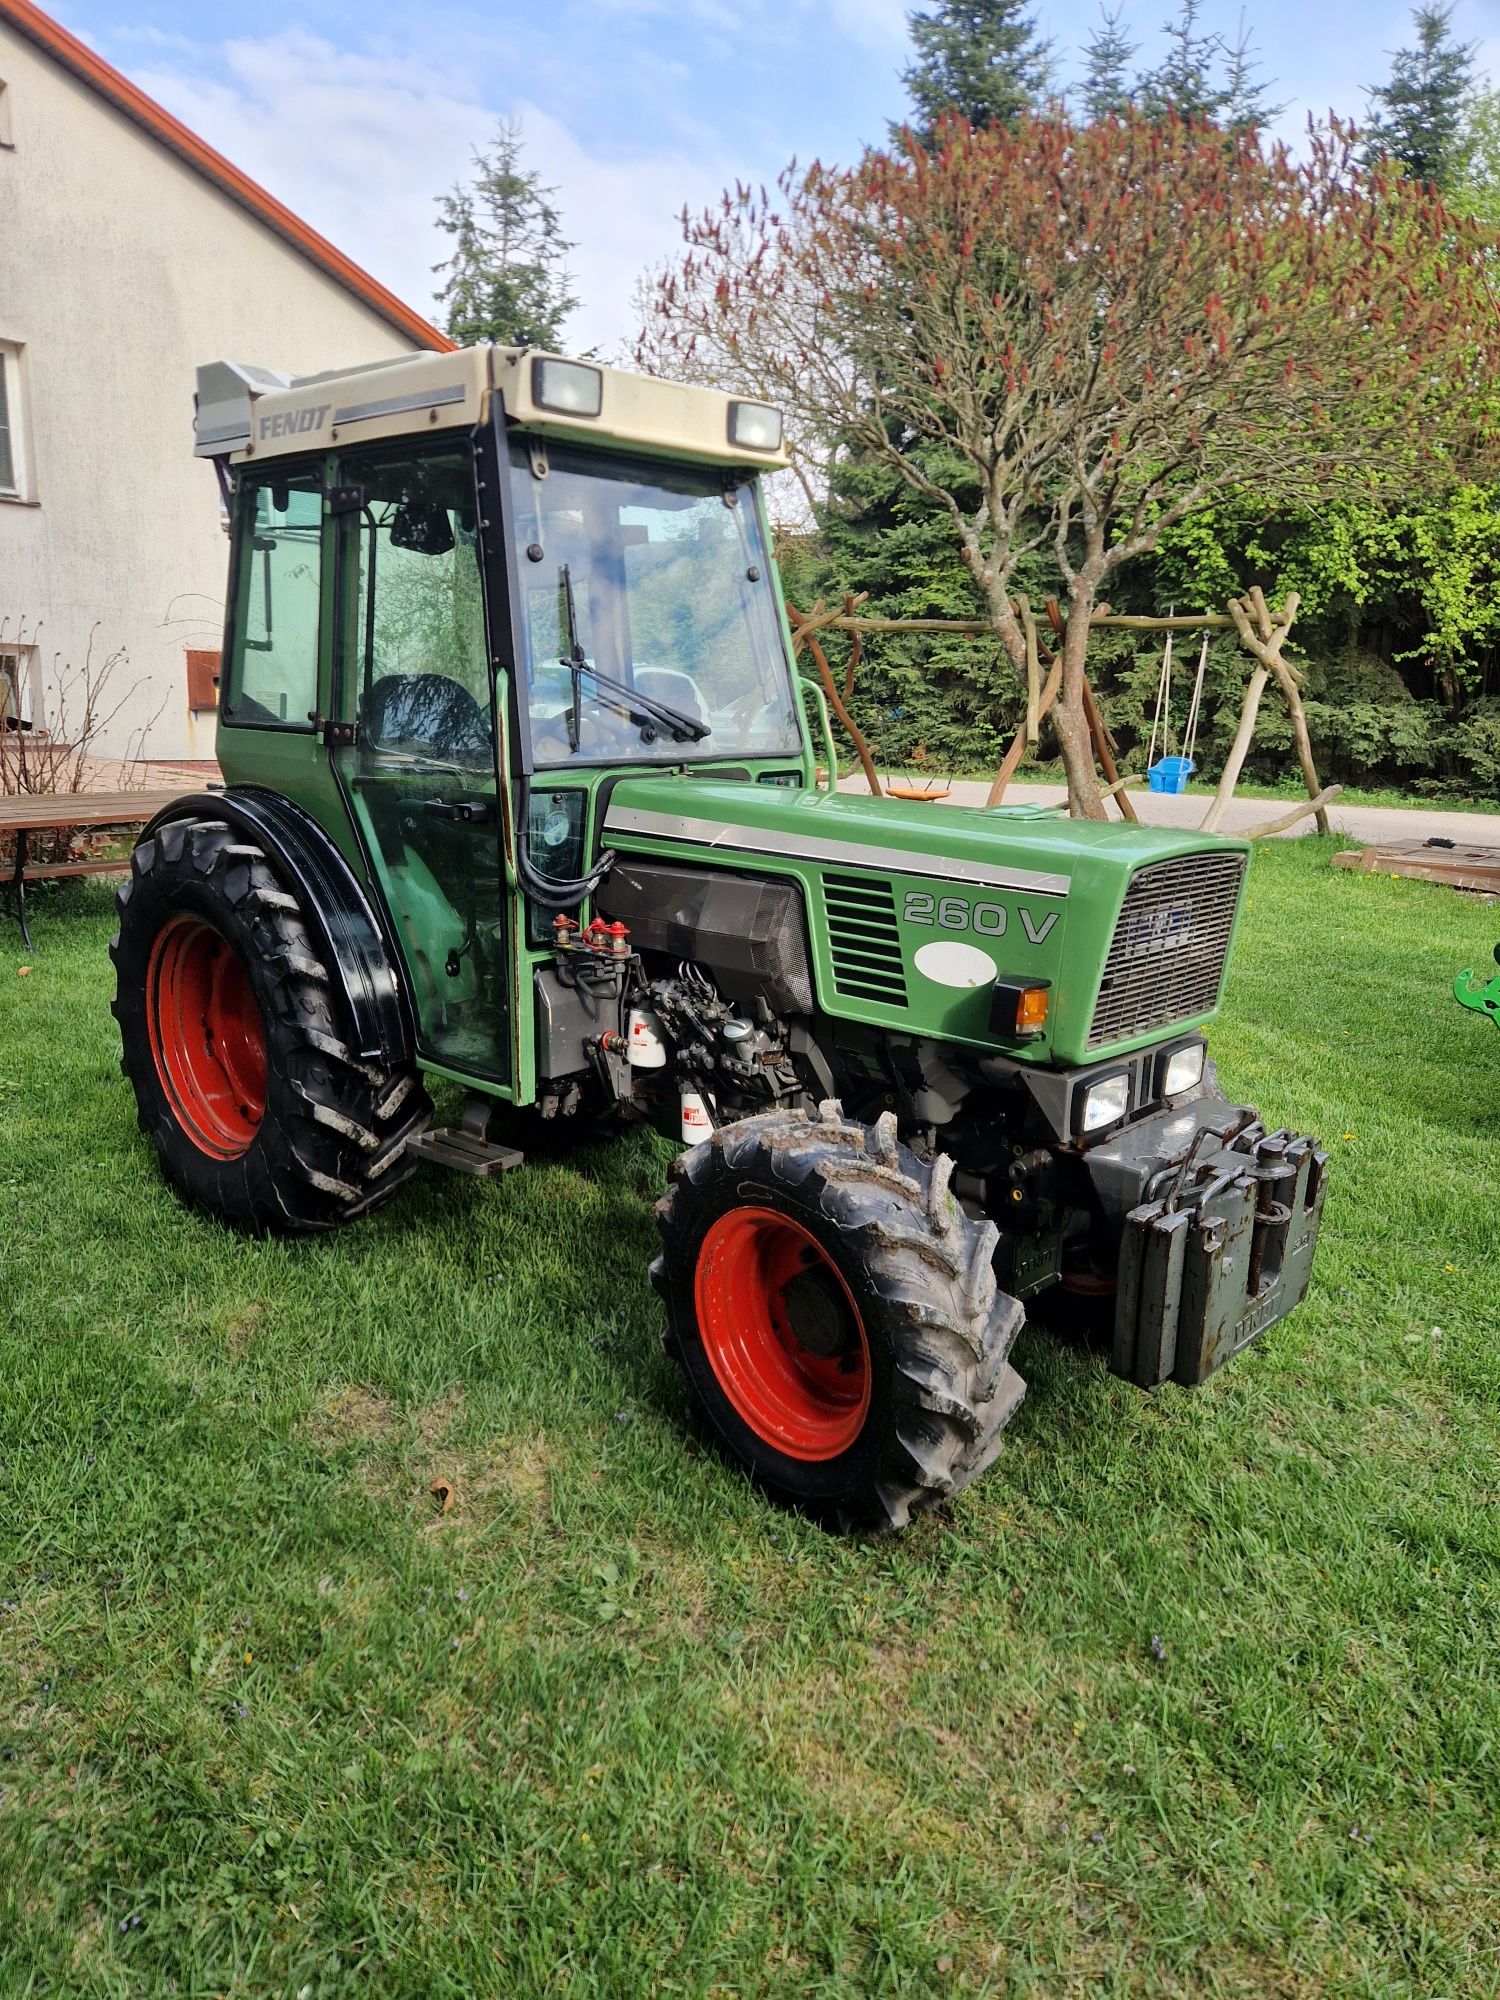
(841, 776, 1500, 848)
(79, 757, 1500, 847)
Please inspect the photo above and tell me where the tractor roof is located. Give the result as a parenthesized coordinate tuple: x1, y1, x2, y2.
(194, 347, 790, 473)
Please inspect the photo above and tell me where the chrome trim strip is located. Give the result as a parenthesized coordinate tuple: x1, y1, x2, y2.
(603, 804, 1071, 898)
(332, 384, 469, 425)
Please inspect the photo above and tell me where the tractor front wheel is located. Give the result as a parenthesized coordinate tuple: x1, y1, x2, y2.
(111, 817, 430, 1233)
(651, 1102, 1025, 1533)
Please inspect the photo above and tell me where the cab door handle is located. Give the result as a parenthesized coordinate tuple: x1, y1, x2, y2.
(421, 799, 495, 825)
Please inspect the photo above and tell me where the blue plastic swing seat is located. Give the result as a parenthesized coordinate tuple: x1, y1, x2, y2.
(1147, 755, 1195, 794)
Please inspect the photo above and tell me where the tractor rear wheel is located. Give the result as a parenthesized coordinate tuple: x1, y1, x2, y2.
(111, 817, 430, 1233)
(651, 1102, 1025, 1533)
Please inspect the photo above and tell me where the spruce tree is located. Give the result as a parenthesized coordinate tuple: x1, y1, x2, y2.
(1135, 0, 1224, 121)
(434, 121, 578, 349)
(1078, 7, 1137, 122)
(901, 0, 1051, 142)
(1219, 19, 1282, 130)
(1130, 1, 1279, 128)
(1364, 5, 1477, 190)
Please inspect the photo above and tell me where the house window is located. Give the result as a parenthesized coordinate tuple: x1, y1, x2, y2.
(0, 342, 28, 499)
(1, 645, 39, 735)
(0, 351, 14, 494)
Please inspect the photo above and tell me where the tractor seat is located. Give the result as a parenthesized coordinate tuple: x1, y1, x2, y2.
(362, 673, 492, 769)
(634, 667, 708, 727)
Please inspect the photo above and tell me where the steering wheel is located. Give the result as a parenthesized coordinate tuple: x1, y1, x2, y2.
(531, 698, 636, 763)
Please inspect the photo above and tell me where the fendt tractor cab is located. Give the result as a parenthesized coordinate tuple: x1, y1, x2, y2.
(111, 346, 1327, 1532)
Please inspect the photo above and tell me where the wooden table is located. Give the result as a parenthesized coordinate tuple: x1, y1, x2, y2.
(1, 788, 196, 948)
(1332, 839, 1500, 898)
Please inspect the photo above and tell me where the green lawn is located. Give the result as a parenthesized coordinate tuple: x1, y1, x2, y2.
(1, 840, 1496, 1999)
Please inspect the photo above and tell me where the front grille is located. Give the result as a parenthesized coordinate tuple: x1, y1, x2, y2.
(1088, 851, 1246, 1050)
(824, 873, 909, 1007)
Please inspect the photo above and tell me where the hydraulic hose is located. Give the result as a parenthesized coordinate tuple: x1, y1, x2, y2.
(515, 776, 617, 912)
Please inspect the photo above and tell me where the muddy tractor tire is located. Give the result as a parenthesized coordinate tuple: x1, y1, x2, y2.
(651, 1101, 1025, 1533)
(111, 816, 430, 1233)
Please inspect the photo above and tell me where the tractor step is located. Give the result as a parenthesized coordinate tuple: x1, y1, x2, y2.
(407, 1092, 524, 1177)
(406, 1127, 525, 1176)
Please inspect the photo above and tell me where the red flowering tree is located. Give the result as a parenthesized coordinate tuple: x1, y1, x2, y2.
(645, 114, 1498, 815)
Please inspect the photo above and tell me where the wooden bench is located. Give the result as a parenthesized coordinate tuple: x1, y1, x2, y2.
(1, 788, 196, 949)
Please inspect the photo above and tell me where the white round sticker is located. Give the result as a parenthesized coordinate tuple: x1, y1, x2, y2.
(913, 940, 998, 990)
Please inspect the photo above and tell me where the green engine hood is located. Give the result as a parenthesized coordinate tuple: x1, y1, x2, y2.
(601, 775, 1250, 1067)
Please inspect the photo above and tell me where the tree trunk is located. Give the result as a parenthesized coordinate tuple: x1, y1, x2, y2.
(1056, 590, 1107, 819)
(1245, 784, 1343, 839)
(974, 565, 1103, 816)
(1081, 677, 1138, 823)
(987, 646, 1063, 806)
(1221, 590, 1325, 833)
(1200, 665, 1269, 833)
(1269, 666, 1330, 835)
(803, 629, 883, 796)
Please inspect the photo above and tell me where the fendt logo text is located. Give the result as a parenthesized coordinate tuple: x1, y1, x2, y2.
(1124, 904, 1195, 951)
(258, 403, 330, 441)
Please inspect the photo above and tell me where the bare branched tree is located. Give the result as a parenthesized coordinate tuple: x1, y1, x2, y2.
(1, 623, 159, 798)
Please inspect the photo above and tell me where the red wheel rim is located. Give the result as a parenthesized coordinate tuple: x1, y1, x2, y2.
(145, 915, 267, 1159)
(694, 1208, 871, 1461)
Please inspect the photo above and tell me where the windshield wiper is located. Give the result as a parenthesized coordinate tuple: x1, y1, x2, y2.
(556, 563, 710, 746)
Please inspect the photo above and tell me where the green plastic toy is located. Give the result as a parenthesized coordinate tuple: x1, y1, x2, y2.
(1454, 943, 1500, 1029)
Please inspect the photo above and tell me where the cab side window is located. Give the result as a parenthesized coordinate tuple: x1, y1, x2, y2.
(339, 448, 491, 772)
(223, 473, 323, 729)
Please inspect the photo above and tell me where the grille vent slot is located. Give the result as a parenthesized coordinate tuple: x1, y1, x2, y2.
(1089, 851, 1247, 1050)
(824, 873, 908, 1006)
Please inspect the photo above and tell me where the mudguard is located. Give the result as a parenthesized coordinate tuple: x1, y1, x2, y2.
(138, 786, 412, 1069)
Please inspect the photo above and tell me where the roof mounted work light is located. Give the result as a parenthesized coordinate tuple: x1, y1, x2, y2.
(531, 357, 603, 418)
(727, 400, 783, 452)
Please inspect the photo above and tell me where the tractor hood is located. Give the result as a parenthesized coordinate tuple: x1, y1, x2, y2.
(601, 776, 1251, 1067)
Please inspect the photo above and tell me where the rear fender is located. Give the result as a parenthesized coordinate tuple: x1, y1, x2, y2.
(138, 787, 412, 1069)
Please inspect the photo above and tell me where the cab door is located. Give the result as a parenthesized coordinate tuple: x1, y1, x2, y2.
(327, 441, 512, 1089)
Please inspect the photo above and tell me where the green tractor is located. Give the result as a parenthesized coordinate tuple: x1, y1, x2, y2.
(111, 346, 1327, 1532)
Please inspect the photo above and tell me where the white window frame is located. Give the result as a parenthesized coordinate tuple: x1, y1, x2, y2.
(0, 643, 42, 737)
(0, 340, 35, 503)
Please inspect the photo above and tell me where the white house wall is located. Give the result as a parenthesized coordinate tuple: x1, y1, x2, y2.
(0, 25, 426, 764)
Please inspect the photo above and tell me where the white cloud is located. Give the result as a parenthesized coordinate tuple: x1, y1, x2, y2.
(822, 0, 913, 55)
(128, 28, 743, 358)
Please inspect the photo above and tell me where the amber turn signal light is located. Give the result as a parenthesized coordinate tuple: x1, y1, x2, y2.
(1016, 985, 1050, 1033)
(988, 976, 1052, 1041)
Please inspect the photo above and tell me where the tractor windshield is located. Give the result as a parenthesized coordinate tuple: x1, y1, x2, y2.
(506, 437, 802, 769)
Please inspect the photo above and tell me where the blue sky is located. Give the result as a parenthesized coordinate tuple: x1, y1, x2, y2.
(56, 0, 1500, 353)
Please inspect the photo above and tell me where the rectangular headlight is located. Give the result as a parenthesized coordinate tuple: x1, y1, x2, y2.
(728, 400, 783, 452)
(531, 357, 603, 417)
(1079, 1073, 1131, 1134)
(1162, 1041, 1206, 1096)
